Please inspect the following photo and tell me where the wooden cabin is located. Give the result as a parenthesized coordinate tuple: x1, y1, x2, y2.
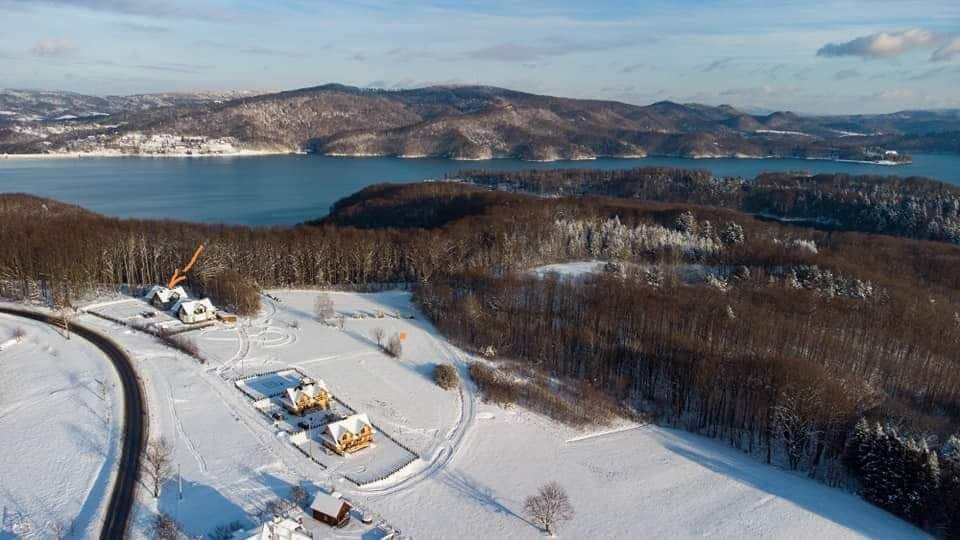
(321, 413, 375, 455)
(310, 492, 351, 528)
(145, 285, 188, 310)
(217, 312, 238, 324)
(282, 380, 331, 415)
(175, 298, 216, 324)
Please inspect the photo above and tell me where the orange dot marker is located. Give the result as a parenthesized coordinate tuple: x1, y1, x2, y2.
(399, 332, 407, 340)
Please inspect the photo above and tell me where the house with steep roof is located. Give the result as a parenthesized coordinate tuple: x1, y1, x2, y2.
(175, 298, 216, 324)
(145, 285, 188, 310)
(321, 413, 375, 455)
(282, 380, 331, 415)
(232, 516, 312, 540)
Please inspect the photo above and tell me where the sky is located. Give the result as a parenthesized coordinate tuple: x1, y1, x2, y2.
(1, 0, 959, 114)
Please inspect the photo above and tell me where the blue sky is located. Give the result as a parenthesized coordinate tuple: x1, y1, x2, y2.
(2, 0, 959, 114)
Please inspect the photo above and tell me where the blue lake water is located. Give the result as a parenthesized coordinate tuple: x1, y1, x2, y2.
(0, 154, 957, 225)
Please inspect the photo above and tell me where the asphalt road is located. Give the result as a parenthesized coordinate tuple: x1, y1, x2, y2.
(0, 306, 146, 540)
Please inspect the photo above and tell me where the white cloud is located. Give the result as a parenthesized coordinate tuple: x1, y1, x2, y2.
(932, 37, 960, 61)
(30, 38, 75, 57)
(817, 29, 939, 59)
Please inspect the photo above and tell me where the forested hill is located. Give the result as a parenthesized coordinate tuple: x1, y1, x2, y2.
(5, 84, 955, 160)
(455, 168, 960, 245)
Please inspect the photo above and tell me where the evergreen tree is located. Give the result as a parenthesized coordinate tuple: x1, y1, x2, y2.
(843, 418, 871, 478)
(941, 435, 960, 539)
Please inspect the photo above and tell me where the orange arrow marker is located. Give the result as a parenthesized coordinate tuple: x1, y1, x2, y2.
(167, 244, 204, 288)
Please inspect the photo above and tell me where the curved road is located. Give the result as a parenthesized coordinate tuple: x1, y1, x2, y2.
(0, 306, 146, 540)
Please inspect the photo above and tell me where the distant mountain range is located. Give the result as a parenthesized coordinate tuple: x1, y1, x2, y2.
(2, 85, 959, 160)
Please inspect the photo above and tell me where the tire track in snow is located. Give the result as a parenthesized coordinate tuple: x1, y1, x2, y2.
(362, 330, 478, 496)
(164, 377, 207, 473)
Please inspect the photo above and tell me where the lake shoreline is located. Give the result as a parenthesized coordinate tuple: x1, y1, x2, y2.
(1, 150, 911, 167)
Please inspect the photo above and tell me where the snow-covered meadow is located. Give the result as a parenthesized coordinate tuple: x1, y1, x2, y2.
(55, 289, 930, 538)
(0, 312, 122, 539)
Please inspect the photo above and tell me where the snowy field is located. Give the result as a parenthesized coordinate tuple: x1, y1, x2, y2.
(0, 312, 122, 539)
(530, 260, 605, 278)
(65, 289, 926, 539)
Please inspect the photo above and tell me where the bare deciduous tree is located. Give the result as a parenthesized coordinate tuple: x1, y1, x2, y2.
(289, 485, 308, 509)
(314, 293, 335, 322)
(48, 520, 67, 540)
(12, 326, 26, 341)
(524, 481, 573, 536)
(371, 327, 385, 348)
(143, 438, 173, 498)
(151, 512, 182, 540)
(57, 306, 75, 340)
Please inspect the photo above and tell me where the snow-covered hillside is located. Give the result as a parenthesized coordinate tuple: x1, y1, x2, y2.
(0, 313, 122, 539)
(71, 290, 926, 539)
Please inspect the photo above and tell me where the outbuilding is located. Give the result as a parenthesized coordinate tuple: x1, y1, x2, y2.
(310, 491, 351, 527)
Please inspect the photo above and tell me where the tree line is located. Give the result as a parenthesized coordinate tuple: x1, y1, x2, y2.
(454, 167, 960, 244)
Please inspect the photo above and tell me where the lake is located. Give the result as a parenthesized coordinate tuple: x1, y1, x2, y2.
(1, 154, 958, 225)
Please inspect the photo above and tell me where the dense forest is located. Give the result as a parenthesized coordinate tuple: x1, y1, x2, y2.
(1, 175, 959, 535)
(455, 168, 960, 244)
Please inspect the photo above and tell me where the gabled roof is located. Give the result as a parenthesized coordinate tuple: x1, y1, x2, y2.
(146, 285, 188, 304)
(176, 298, 215, 315)
(285, 380, 328, 405)
(256, 517, 310, 540)
(310, 491, 349, 518)
(325, 413, 373, 443)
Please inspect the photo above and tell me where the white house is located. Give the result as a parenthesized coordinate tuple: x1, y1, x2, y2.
(145, 285, 188, 310)
(175, 298, 216, 324)
(232, 516, 312, 540)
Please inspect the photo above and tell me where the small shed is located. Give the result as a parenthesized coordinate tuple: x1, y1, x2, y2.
(145, 285, 188, 310)
(310, 491, 351, 528)
(175, 298, 216, 324)
(217, 312, 238, 324)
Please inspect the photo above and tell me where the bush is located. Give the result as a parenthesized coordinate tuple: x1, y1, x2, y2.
(469, 363, 518, 405)
(197, 270, 261, 316)
(434, 364, 460, 390)
(157, 333, 204, 363)
(385, 333, 403, 358)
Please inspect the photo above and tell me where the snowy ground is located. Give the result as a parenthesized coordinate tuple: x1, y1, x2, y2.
(68, 289, 926, 539)
(0, 312, 122, 539)
(530, 260, 606, 278)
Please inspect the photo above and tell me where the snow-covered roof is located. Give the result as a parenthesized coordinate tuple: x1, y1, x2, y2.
(325, 413, 373, 443)
(258, 517, 310, 540)
(176, 298, 215, 315)
(230, 517, 310, 540)
(309, 491, 348, 517)
(146, 285, 187, 304)
(285, 380, 328, 405)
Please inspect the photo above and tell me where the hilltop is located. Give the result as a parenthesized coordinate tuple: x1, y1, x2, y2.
(3, 84, 957, 160)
